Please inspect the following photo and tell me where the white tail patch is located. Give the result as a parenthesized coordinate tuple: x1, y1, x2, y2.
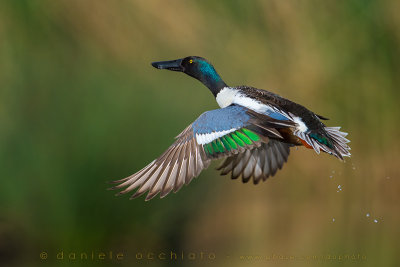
(292, 115, 308, 132)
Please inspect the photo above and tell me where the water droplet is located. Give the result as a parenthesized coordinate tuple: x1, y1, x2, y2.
(374, 219, 378, 223)
(329, 175, 333, 179)
(366, 213, 370, 218)
(332, 218, 335, 222)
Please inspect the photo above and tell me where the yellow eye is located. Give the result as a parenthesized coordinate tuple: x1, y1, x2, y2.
(189, 59, 193, 64)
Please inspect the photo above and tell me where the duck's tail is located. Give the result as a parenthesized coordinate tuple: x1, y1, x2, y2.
(323, 126, 351, 160)
(297, 126, 351, 160)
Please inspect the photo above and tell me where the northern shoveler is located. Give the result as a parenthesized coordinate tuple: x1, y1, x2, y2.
(109, 56, 350, 200)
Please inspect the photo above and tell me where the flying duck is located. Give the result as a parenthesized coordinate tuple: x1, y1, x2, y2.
(109, 56, 350, 200)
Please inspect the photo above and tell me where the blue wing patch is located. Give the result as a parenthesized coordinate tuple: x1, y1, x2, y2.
(192, 105, 250, 135)
(266, 111, 290, 121)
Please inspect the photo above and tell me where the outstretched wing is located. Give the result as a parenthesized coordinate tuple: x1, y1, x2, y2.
(217, 140, 291, 184)
(109, 105, 294, 200)
(109, 124, 209, 201)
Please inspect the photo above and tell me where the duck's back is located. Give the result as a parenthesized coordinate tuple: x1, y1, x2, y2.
(235, 86, 325, 131)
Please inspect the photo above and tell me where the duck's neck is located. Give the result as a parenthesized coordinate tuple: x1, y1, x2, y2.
(201, 77, 227, 96)
(195, 63, 227, 96)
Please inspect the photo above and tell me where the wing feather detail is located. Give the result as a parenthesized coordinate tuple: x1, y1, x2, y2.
(109, 125, 211, 200)
(217, 140, 291, 183)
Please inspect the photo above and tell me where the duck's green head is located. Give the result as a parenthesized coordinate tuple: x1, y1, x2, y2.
(151, 56, 227, 96)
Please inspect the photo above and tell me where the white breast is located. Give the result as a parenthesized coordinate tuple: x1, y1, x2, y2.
(216, 87, 238, 108)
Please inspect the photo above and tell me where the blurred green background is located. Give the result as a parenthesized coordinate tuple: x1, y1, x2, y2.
(1, 0, 399, 266)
